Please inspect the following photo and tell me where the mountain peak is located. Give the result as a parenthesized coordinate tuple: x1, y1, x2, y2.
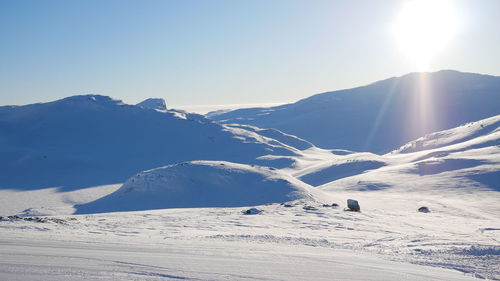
(44, 95, 127, 110)
(59, 95, 123, 104)
(136, 98, 167, 111)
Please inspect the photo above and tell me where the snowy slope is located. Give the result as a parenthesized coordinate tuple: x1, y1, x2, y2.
(0, 114, 498, 279)
(392, 114, 500, 153)
(285, 114, 500, 192)
(210, 70, 500, 153)
(0, 95, 301, 191)
(294, 153, 386, 187)
(224, 123, 314, 150)
(76, 161, 331, 214)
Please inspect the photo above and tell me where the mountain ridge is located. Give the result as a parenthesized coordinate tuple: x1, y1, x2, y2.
(0, 95, 302, 191)
(210, 70, 500, 153)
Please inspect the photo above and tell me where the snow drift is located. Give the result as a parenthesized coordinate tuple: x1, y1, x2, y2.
(76, 161, 329, 214)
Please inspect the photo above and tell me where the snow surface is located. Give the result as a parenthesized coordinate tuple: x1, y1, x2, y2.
(0, 236, 479, 281)
(1, 196, 495, 280)
(75, 161, 331, 214)
(392, 115, 500, 154)
(210, 70, 500, 153)
(1, 91, 499, 280)
(136, 98, 167, 111)
(0, 95, 300, 191)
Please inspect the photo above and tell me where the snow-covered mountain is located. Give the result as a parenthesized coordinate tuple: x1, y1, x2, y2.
(210, 70, 500, 153)
(1, 97, 499, 280)
(136, 98, 167, 111)
(0, 95, 302, 191)
(1, 115, 498, 279)
(75, 114, 499, 214)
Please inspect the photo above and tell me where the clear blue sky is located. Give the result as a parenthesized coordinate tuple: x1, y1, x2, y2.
(1, 0, 499, 109)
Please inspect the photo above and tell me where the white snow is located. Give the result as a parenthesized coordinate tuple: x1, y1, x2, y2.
(392, 115, 500, 154)
(0, 95, 301, 191)
(210, 70, 500, 153)
(0, 236, 479, 281)
(136, 98, 167, 111)
(1, 89, 499, 280)
(75, 161, 331, 214)
(0, 204, 489, 280)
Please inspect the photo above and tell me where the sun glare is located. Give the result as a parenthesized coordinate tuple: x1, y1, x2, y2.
(394, 0, 459, 70)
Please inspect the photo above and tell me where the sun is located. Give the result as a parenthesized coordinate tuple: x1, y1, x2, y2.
(394, 0, 459, 70)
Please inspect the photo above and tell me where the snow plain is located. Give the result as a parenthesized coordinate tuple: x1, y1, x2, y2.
(1, 194, 495, 280)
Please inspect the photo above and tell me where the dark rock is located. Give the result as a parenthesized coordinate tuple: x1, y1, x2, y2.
(4, 215, 68, 224)
(347, 199, 360, 212)
(283, 204, 294, 207)
(418, 206, 430, 213)
(242, 208, 262, 215)
(321, 203, 339, 208)
(303, 205, 318, 211)
(48, 218, 66, 224)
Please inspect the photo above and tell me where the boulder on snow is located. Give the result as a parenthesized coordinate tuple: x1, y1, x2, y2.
(303, 205, 318, 211)
(242, 208, 262, 215)
(418, 206, 430, 213)
(323, 203, 339, 208)
(347, 199, 360, 212)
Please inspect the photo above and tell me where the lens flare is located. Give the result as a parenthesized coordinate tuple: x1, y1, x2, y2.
(394, 0, 459, 70)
